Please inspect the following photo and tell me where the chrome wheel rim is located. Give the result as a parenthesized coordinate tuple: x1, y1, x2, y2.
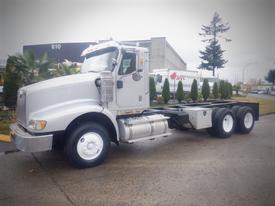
(223, 114, 234, 133)
(77, 132, 103, 160)
(244, 112, 253, 129)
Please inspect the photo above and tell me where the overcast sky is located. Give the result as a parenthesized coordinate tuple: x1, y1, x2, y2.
(0, 0, 274, 83)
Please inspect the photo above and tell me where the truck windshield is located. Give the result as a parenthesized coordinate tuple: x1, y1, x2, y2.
(81, 47, 119, 73)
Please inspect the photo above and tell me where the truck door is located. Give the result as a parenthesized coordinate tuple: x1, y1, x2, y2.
(116, 51, 145, 109)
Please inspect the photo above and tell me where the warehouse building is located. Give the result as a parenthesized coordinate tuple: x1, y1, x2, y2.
(23, 37, 187, 72)
(122, 37, 187, 72)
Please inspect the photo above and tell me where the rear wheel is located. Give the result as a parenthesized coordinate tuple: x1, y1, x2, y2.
(64, 122, 110, 168)
(209, 108, 236, 138)
(231, 105, 241, 117)
(207, 107, 219, 136)
(236, 106, 255, 134)
(231, 105, 241, 132)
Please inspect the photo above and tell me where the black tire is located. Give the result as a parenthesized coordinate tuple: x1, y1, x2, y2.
(231, 105, 241, 132)
(231, 105, 241, 117)
(236, 106, 255, 134)
(64, 122, 110, 169)
(212, 108, 235, 138)
(207, 107, 219, 136)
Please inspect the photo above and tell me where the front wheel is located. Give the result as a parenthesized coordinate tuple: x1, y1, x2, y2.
(64, 122, 110, 169)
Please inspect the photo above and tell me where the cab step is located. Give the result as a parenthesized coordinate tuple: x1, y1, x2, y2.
(123, 132, 172, 144)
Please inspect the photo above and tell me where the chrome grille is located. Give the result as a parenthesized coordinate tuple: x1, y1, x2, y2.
(16, 90, 26, 126)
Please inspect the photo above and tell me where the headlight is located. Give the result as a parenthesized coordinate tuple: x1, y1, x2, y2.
(28, 120, 47, 130)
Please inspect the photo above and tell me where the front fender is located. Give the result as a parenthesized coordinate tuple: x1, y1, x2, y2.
(29, 99, 119, 139)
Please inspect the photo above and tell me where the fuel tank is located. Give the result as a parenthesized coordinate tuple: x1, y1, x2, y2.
(117, 114, 169, 142)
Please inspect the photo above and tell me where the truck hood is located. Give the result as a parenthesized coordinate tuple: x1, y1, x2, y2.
(17, 73, 101, 127)
(22, 73, 100, 94)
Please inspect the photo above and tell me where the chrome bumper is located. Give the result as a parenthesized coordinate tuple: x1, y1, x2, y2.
(10, 123, 53, 152)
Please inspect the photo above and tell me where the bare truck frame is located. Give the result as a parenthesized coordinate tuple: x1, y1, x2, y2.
(4, 41, 259, 168)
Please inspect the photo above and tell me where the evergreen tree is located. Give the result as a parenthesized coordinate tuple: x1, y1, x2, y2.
(3, 71, 21, 107)
(149, 77, 157, 102)
(213, 82, 219, 99)
(201, 79, 210, 101)
(190, 79, 198, 101)
(3, 56, 23, 107)
(228, 83, 233, 98)
(233, 84, 241, 96)
(162, 78, 170, 104)
(219, 80, 226, 99)
(265, 69, 275, 85)
(224, 82, 229, 99)
(176, 81, 184, 103)
(199, 12, 231, 76)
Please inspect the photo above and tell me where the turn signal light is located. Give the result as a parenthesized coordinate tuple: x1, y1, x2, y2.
(28, 120, 47, 130)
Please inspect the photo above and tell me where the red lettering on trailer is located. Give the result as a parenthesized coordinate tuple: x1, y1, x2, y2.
(170, 72, 185, 81)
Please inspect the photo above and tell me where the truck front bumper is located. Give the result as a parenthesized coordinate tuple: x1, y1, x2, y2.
(10, 123, 53, 152)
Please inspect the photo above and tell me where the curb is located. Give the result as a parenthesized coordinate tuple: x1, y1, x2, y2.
(0, 134, 11, 143)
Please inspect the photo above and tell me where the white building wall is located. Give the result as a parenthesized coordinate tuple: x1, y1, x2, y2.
(149, 37, 187, 72)
(123, 38, 187, 72)
(149, 37, 166, 71)
(165, 42, 187, 71)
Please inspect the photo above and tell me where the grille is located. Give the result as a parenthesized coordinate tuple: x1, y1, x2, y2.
(100, 71, 114, 104)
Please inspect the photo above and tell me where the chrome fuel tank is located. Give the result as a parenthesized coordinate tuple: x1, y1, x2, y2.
(117, 114, 169, 142)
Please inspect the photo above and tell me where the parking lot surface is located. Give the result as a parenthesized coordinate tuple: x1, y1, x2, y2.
(0, 115, 275, 206)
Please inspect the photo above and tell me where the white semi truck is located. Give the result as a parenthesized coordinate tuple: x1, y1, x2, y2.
(6, 41, 259, 168)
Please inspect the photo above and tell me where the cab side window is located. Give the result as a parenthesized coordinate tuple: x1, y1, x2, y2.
(118, 53, 136, 75)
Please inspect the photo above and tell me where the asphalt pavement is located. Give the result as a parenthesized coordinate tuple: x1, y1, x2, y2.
(0, 115, 275, 206)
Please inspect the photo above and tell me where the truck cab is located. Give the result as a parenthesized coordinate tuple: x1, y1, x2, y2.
(81, 41, 150, 114)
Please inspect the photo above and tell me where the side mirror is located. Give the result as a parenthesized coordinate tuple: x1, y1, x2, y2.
(112, 58, 117, 68)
